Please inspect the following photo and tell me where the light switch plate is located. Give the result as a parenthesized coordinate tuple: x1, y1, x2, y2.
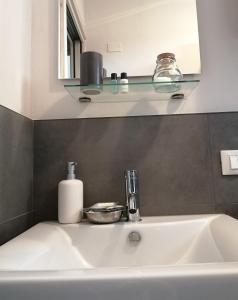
(220, 150, 238, 175)
(107, 42, 123, 53)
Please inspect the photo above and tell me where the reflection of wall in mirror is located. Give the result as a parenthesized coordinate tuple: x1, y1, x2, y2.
(75, 0, 85, 27)
(76, 0, 200, 77)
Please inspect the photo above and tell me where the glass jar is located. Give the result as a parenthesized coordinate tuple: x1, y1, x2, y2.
(152, 53, 183, 93)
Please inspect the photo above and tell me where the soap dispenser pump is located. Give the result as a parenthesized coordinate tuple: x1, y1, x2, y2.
(58, 162, 83, 224)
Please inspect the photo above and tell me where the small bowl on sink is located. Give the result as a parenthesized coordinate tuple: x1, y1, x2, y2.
(84, 203, 125, 224)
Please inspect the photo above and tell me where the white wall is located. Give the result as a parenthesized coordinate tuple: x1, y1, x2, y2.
(85, 0, 201, 76)
(0, 0, 32, 118)
(31, 0, 238, 120)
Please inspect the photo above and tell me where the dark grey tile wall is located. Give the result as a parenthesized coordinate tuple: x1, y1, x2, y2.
(0, 105, 34, 245)
(209, 113, 238, 217)
(2, 109, 238, 245)
(34, 112, 238, 221)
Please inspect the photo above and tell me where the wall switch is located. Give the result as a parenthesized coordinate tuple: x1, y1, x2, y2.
(230, 155, 238, 170)
(107, 42, 123, 53)
(220, 150, 238, 175)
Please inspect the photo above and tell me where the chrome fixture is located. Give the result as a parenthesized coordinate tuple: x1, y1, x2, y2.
(84, 203, 124, 224)
(125, 170, 141, 222)
(128, 231, 142, 243)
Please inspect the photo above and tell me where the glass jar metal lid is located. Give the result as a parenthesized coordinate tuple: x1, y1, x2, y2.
(157, 52, 176, 61)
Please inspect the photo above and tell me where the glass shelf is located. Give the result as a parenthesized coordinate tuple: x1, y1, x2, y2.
(64, 77, 199, 103)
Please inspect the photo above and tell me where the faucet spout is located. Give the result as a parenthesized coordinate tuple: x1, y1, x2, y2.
(125, 170, 141, 222)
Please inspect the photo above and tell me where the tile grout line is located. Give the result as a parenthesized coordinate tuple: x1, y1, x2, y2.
(33, 120, 36, 224)
(206, 114, 217, 212)
(0, 210, 35, 226)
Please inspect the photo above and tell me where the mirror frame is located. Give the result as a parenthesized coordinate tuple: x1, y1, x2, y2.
(58, 0, 86, 79)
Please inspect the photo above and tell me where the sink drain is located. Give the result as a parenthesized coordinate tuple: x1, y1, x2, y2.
(128, 231, 141, 243)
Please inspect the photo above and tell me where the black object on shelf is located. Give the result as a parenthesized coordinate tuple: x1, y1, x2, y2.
(80, 52, 103, 95)
(80, 51, 103, 85)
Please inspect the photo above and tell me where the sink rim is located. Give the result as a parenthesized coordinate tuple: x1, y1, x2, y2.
(1, 214, 238, 280)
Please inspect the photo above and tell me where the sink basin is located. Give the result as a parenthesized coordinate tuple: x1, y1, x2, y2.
(1, 214, 238, 300)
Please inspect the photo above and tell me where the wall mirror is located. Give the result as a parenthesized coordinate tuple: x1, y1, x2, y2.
(58, 0, 201, 80)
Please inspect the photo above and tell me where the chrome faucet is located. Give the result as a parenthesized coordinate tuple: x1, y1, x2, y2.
(125, 170, 141, 222)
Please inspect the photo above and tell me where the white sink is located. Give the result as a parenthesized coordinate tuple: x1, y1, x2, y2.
(1, 214, 238, 300)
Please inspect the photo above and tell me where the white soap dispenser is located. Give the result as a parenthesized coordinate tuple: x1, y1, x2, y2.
(58, 162, 83, 224)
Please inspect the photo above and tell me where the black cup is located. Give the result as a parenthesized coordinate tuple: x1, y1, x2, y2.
(80, 52, 103, 95)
